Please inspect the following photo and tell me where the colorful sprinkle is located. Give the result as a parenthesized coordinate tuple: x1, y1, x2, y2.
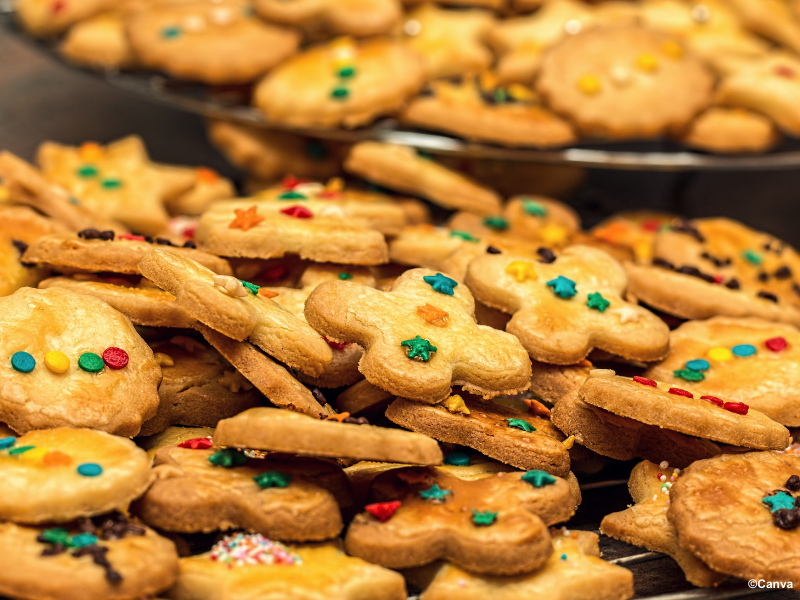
(507, 418, 535, 433)
(401, 336, 437, 362)
(280, 205, 314, 219)
(701, 395, 724, 407)
(100, 178, 123, 189)
(419, 484, 451, 501)
(423, 273, 458, 295)
(21, 447, 50, 462)
(240, 280, 260, 295)
(443, 451, 470, 466)
(417, 303, 449, 327)
(686, 359, 709, 371)
(577, 74, 601, 95)
(633, 376, 657, 387)
(229, 206, 264, 231)
(278, 191, 306, 200)
(449, 230, 480, 243)
(70, 533, 99, 547)
(76, 165, 98, 178)
(259, 289, 279, 299)
(472, 509, 498, 526)
(522, 200, 547, 217)
(522, 470, 556, 488)
(77, 463, 103, 477)
(11, 351, 35, 373)
(766, 337, 788, 352)
(0, 437, 15, 450)
(668, 387, 693, 398)
(674, 369, 704, 382)
(8, 445, 34, 456)
(43, 450, 72, 467)
(661, 40, 684, 58)
(338, 273, 352, 280)
(330, 86, 349, 99)
(505, 261, 538, 283)
(102, 347, 128, 370)
(337, 66, 357, 78)
(636, 53, 659, 72)
(547, 275, 577, 299)
(483, 216, 509, 230)
(707, 347, 733, 362)
(253, 471, 292, 489)
(161, 26, 181, 39)
(365, 501, 401, 522)
(78, 352, 104, 373)
(44, 351, 70, 374)
(742, 249, 763, 265)
(732, 344, 756, 357)
(178, 437, 213, 450)
(586, 292, 610, 312)
(763, 492, 796, 512)
(723, 401, 749, 415)
(209, 533, 302, 567)
(443, 394, 470, 415)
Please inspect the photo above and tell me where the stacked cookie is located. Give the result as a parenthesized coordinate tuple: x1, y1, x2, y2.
(0, 133, 798, 599)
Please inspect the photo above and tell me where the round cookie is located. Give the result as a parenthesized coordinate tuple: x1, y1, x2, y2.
(0, 428, 153, 524)
(0, 287, 162, 436)
(678, 107, 780, 154)
(668, 451, 800, 586)
(536, 26, 714, 139)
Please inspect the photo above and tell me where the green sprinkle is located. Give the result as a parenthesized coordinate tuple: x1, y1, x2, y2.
(522, 199, 547, 217)
(337, 66, 357, 78)
(39, 528, 71, 545)
(76, 165, 98, 178)
(161, 26, 181, 39)
(742, 249, 763, 266)
(70, 533, 98, 547)
(240, 280, 260, 295)
(506, 418, 535, 432)
(482, 216, 509, 231)
(472, 509, 498, 526)
(674, 368, 704, 382)
(100, 178, 122, 189)
(586, 292, 610, 312)
(278, 191, 307, 200)
(418, 484, 451, 501)
(78, 352, 104, 373)
(493, 88, 508, 103)
(522, 470, 557, 488)
(443, 451, 470, 466)
(8, 445, 35, 456)
(401, 336, 437, 362)
(208, 448, 247, 468)
(338, 272, 353, 280)
(450, 230, 480, 243)
(331, 86, 349, 99)
(253, 470, 292, 489)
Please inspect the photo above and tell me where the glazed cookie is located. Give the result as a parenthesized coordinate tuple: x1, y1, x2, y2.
(138, 337, 263, 437)
(164, 536, 406, 600)
(626, 217, 800, 326)
(254, 37, 425, 129)
(0, 519, 178, 600)
(214, 407, 444, 465)
(345, 466, 574, 575)
(194, 199, 390, 265)
(254, 0, 401, 37)
(580, 369, 790, 450)
(407, 529, 634, 600)
(23, 231, 232, 275)
(402, 74, 576, 148)
(36, 137, 197, 235)
(126, 0, 300, 85)
(304, 267, 532, 403)
(386, 395, 570, 476)
(591, 210, 675, 264)
(344, 142, 502, 215)
(601, 460, 726, 587)
(0, 287, 161, 436)
(138, 249, 333, 377)
(536, 26, 714, 139)
(668, 451, 800, 586)
(402, 4, 495, 80)
(678, 107, 779, 153)
(136, 444, 346, 541)
(60, 11, 136, 70)
(0, 428, 152, 523)
(644, 317, 800, 426)
(465, 246, 670, 364)
(15, 0, 114, 36)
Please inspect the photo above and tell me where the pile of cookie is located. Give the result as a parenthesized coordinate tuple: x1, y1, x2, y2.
(14, 0, 800, 152)
(0, 134, 798, 600)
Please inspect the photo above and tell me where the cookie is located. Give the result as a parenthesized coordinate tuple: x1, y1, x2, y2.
(402, 74, 576, 148)
(0, 519, 178, 600)
(23, 231, 232, 275)
(590, 210, 675, 264)
(163, 537, 406, 600)
(344, 466, 574, 575)
(406, 529, 634, 600)
(126, 0, 299, 85)
(138, 248, 333, 377)
(580, 369, 791, 450)
(254, 37, 425, 129)
(625, 217, 800, 325)
(36, 137, 197, 235)
(600, 459, 727, 587)
(678, 107, 780, 153)
(402, 4, 495, 80)
(0, 427, 152, 523)
(536, 26, 714, 139)
(164, 166, 237, 216)
(194, 198, 390, 266)
(344, 142, 502, 215)
(136, 444, 347, 541)
(136, 425, 215, 459)
(336, 379, 394, 416)
(15, 0, 114, 36)
(138, 337, 263, 437)
(254, 0, 401, 37)
(60, 11, 136, 70)
(214, 407, 444, 465)
(386, 395, 571, 476)
(304, 267, 532, 403)
(644, 316, 800, 426)
(465, 246, 670, 364)
(668, 451, 800, 586)
(0, 287, 161, 436)
(723, 0, 800, 54)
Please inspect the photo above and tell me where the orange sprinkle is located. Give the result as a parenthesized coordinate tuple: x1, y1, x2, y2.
(78, 142, 103, 162)
(417, 303, 449, 327)
(42, 450, 72, 467)
(524, 398, 551, 418)
(229, 206, 264, 232)
(325, 412, 350, 423)
(258, 289, 279, 299)
(196, 167, 220, 184)
(578, 359, 593, 368)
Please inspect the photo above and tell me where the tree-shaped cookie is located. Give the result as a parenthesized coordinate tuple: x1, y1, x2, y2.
(344, 466, 575, 575)
(304, 267, 532, 403)
(254, 0, 401, 37)
(466, 245, 670, 364)
(138, 248, 332, 377)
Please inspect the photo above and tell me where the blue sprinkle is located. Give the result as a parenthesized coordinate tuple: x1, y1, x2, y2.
(11, 351, 35, 373)
(686, 359, 709, 371)
(561, 553, 568, 560)
(732, 344, 756, 357)
(70, 533, 98, 547)
(77, 463, 103, 477)
(0, 436, 15, 450)
(443, 451, 470, 466)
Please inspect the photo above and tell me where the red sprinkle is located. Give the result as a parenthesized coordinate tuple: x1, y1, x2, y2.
(118, 233, 146, 242)
(668, 387, 693, 398)
(765, 337, 788, 352)
(183, 224, 197, 239)
(324, 336, 350, 351)
(701, 395, 724, 407)
(642, 219, 660, 232)
(280, 205, 313, 219)
(723, 401, 749, 415)
(178, 437, 213, 450)
(633, 376, 657, 387)
(775, 65, 796, 79)
(281, 175, 305, 190)
(262, 264, 288, 281)
(712, 274, 723, 284)
(102, 347, 129, 369)
(51, 0, 65, 13)
(365, 501, 401, 522)
(319, 190, 342, 199)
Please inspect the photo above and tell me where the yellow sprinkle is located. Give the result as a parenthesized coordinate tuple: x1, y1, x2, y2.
(661, 41, 684, 59)
(636, 54, 659, 72)
(505, 261, 538, 283)
(0, 185, 9, 203)
(443, 394, 470, 416)
(20, 447, 50, 462)
(707, 347, 733, 362)
(541, 224, 569, 245)
(577, 74, 601, 95)
(325, 177, 344, 193)
(44, 351, 70, 374)
(562, 435, 575, 450)
(154, 352, 174, 367)
(632, 239, 653, 261)
(507, 83, 535, 102)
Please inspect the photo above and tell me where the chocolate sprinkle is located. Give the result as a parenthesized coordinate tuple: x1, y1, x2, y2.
(725, 278, 741, 290)
(11, 239, 28, 256)
(653, 257, 675, 270)
(155, 237, 174, 246)
(676, 265, 715, 283)
(786, 475, 800, 492)
(671, 218, 705, 242)
(486, 245, 502, 254)
(183, 240, 197, 249)
(77, 229, 115, 241)
(700, 251, 730, 268)
(773, 508, 800, 530)
(757, 291, 779, 303)
(758, 272, 770, 283)
(536, 247, 556, 264)
(311, 387, 327, 406)
(774, 266, 793, 280)
(343, 416, 370, 425)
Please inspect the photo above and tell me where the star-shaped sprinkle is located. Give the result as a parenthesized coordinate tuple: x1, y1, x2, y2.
(507, 418, 535, 432)
(417, 303, 449, 327)
(209, 449, 248, 468)
(522, 470, 556, 488)
(609, 306, 640, 324)
(483, 216, 509, 230)
(419, 484, 452, 501)
(253, 471, 292, 489)
(547, 276, 577, 299)
(423, 273, 459, 295)
(278, 190, 307, 200)
(522, 199, 547, 217)
(401, 336, 437, 362)
(229, 206, 264, 232)
(586, 292, 610, 312)
(450, 230, 480, 243)
(324, 412, 351, 423)
(505, 260, 538, 283)
(338, 272, 352, 280)
(178, 437, 213, 450)
(365, 501, 401, 522)
(280, 205, 314, 219)
(240, 280, 260, 295)
(763, 492, 796, 513)
(443, 394, 470, 415)
(472, 509, 498, 526)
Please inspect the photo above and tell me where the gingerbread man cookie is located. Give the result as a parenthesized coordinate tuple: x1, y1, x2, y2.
(304, 267, 532, 403)
(254, 0, 401, 37)
(465, 246, 670, 364)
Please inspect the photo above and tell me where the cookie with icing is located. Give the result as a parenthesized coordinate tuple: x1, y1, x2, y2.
(60, 11, 136, 70)
(0, 287, 161, 436)
(254, 0, 401, 37)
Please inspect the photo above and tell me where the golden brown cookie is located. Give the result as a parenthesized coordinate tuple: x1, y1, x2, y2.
(15, 0, 115, 36)
(590, 210, 675, 265)
(254, 0, 401, 37)
(678, 107, 779, 153)
(60, 11, 136, 70)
